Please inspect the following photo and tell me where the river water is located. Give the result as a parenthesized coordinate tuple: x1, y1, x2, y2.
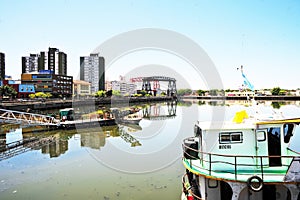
(1, 100, 300, 200)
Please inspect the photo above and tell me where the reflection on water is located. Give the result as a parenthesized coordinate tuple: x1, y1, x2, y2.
(0, 100, 300, 199)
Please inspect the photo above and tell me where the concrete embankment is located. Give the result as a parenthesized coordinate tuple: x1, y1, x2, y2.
(0, 96, 176, 112)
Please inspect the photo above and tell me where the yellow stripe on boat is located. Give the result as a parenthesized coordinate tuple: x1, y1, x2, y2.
(255, 118, 300, 125)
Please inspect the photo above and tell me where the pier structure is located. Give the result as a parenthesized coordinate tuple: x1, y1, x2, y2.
(0, 109, 59, 126)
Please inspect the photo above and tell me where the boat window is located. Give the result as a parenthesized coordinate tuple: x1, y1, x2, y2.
(267, 127, 280, 140)
(231, 133, 241, 142)
(220, 134, 230, 143)
(284, 124, 294, 143)
(257, 130, 266, 141)
(219, 132, 243, 144)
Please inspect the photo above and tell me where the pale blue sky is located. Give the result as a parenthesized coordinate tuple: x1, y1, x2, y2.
(0, 0, 299, 89)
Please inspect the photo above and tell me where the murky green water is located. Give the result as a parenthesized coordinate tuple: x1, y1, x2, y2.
(1, 100, 300, 200)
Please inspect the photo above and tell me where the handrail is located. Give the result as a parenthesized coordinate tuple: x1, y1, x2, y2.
(182, 140, 298, 182)
(182, 173, 204, 200)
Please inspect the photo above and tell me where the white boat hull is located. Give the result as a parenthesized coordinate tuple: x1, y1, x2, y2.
(182, 172, 300, 200)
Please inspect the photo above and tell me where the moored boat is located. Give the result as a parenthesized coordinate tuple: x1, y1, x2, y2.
(181, 110, 300, 200)
(120, 114, 142, 125)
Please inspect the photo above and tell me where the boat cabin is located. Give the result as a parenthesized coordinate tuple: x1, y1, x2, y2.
(182, 112, 300, 200)
(59, 108, 74, 121)
(183, 112, 300, 183)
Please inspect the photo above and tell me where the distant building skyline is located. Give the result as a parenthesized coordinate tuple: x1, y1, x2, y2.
(22, 47, 67, 75)
(80, 53, 105, 93)
(0, 52, 5, 80)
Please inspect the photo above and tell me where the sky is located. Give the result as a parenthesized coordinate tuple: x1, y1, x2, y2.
(0, 0, 299, 90)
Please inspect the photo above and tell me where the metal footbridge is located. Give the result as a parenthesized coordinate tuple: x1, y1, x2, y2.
(0, 109, 60, 126)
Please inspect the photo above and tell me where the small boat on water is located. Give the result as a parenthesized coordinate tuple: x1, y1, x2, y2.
(181, 109, 300, 200)
(120, 114, 142, 125)
(58, 108, 116, 129)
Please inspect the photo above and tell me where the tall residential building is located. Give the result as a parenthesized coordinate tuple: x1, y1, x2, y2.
(80, 53, 105, 93)
(22, 54, 39, 74)
(0, 52, 5, 80)
(22, 47, 67, 75)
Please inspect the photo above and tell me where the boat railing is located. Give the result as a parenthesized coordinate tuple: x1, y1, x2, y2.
(182, 173, 204, 200)
(182, 140, 298, 182)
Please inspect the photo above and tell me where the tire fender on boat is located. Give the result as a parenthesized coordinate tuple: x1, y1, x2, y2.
(247, 175, 263, 192)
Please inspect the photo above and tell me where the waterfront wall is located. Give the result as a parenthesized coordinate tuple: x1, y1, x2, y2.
(0, 96, 175, 111)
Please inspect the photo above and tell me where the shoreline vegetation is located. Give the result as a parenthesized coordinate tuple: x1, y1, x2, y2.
(181, 95, 300, 101)
(0, 95, 299, 112)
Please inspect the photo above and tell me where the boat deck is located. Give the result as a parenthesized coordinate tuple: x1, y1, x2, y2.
(183, 156, 300, 183)
(59, 118, 116, 128)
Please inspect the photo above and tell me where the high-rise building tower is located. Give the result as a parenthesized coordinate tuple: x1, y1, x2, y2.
(80, 53, 105, 93)
(21, 47, 67, 75)
(0, 52, 5, 80)
(22, 54, 39, 74)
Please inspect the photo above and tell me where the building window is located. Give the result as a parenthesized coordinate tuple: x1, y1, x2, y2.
(219, 132, 243, 144)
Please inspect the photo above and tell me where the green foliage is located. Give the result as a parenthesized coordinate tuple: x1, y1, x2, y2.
(279, 89, 286, 96)
(112, 90, 121, 96)
(35, 92, 47, 98)
(177, 89, 192, 96)
(271, 101, 285, 109)
(160, 92, 166, 96)
(197, 89, 206, 96)
(29, 94, 35, 99)
(0, 85, 17, 98)
(45, 92, 52, 98)
(177, 101, 192, 107)
(94, 90, 106, 97)
(271, 87, 281, 95)
(145, 93, 152, 97)
(138, 90, 147, 96)
(209, 89, 218, 96)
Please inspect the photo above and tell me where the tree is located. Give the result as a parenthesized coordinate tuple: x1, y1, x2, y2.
(177, 89, 192, 96)
(0, 85, 17, 99)
(94, 90, 106, 97)
(197, 89, 206, 96)
(271, 87, 281, 95)
(279, 89, 286, 96)
(209, 89, 218, 96)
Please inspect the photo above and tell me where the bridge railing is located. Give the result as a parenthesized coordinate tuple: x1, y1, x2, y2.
(0, 109, 59, 126)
